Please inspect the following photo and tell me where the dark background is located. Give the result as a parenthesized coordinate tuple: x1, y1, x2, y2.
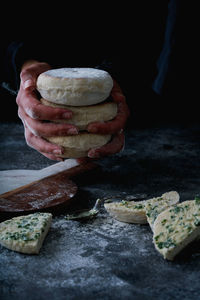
(1, 4, 200, 299)
(0, 1, 199, 127)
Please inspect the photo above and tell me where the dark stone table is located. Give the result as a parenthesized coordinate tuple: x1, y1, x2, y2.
(0, 121, 200, 300)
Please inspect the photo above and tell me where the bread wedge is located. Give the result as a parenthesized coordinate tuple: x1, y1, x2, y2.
(104, 199, 147, 224)
(153, 199, 200, 260)
(0, 212, 52, 254)
(145, 191, 180, 231)
(104, 191, 179, 224)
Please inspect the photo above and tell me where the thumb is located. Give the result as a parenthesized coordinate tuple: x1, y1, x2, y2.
(20, 70, 36, 91)
(22, 78, 35, 91)
(20, 61, 51, 91)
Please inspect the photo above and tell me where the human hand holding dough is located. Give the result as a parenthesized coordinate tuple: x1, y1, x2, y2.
(17, 62, 129, 160)
(36, 67, 129, 159)
(17, 61, 78, 161)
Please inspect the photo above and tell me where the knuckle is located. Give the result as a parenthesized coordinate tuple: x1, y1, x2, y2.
(16, 95, 19, 105)
(26, 139, 33, 148)
(17, 109, 22, 120)
(25, 131, 33, 148)
(26, 120, 41, 137)
(30, 127, 40, 137)
(20, 69, 32, 81)
(16, 92, 21, 105)
(27, 105, 40, 119)
(20, 69, 26, 78)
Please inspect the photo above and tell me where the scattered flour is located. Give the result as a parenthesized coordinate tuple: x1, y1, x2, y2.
(0, 211, 151, 290)
(44, 68, 110, 79)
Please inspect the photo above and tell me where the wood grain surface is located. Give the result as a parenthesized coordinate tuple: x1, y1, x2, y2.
(0, 162, 97, 212)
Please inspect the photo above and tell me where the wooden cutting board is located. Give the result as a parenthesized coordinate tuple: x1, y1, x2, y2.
(0, 161, 97, 213)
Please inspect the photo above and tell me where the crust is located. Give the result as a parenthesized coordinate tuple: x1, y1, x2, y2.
(37, 68, 113, 106)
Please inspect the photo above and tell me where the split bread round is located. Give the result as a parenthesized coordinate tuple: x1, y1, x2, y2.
(104, 191, 180, 224)
(37, 68, 113, 106)
(153, 200, 200, 260)
(46, 132, 111, 158)
(104, 200, 147, 224)
(41, 98, 118, 130)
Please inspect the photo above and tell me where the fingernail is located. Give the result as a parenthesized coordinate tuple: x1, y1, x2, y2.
(56, 157, 65, 161)
(53, 149, 63, 155)
(88, 149, 100, 158)
(68, 128, 78, 135)
(62, 112, 72, 119)
(23, 79, 34, 90)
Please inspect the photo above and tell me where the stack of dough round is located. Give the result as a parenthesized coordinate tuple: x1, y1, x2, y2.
(36, 68, 117, 158)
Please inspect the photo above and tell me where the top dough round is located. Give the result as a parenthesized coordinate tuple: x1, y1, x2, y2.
(36, 68, 113, 106)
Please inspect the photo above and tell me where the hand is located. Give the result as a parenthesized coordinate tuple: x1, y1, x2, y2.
(86, 80, 130, 158)
(16, 60, 78, 161)
(88, 130, 125, 159)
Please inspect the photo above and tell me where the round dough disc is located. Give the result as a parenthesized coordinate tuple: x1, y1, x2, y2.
(37, 68, 113, 106)
(41, 98, 118, 130)
(46, 132, 111, 158)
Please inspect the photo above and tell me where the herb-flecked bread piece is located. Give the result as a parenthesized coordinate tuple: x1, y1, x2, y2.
(145, 191, 180, 230)
(0, 213, 52, 254)
(104, 199, 147, 223)
(153, 199, 200, 260)
(104, 191, 179, 224)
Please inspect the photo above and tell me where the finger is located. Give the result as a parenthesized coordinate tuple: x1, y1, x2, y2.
(111, 91, 127, 104)
(24, 125, 64, 155)
(88, 131, 125, 158)
(87, 101, 129, 134)
(18, 107, 78, 137)
(87, 84, 130, 134)
(111, 89, 130, 122)
(20, 62, 51, 90)
(111, 79, 123, 94)
(76, 157, 93, 164)
(40, 152, 65, 161)
(17, 88, 73, 121)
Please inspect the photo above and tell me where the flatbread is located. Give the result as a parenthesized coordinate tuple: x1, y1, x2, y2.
(145, 191, 180, 230)
(153, 199, 200, 260)
(0, 213, 52, 254)
(104, 191, 179, 224)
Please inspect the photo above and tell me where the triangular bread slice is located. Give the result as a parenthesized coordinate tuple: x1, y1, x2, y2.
(0, 212, 52, 254)
(145, 191, 180, 230)
(104, 191, 179, 224)
(153, 199, 200, 260)
(104, 199, 147, 224)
